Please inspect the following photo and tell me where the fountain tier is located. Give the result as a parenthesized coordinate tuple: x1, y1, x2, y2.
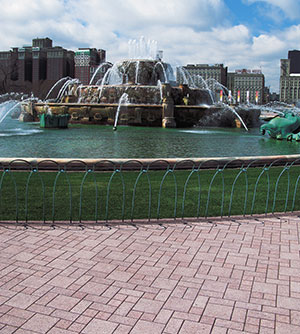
(20, 58, 260, 128)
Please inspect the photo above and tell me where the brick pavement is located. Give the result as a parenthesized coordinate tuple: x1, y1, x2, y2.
(0, 216, 300, 333)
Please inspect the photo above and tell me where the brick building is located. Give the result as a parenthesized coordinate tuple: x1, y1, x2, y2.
(74, 48, 106, 85)
(0, 38, 74, 98)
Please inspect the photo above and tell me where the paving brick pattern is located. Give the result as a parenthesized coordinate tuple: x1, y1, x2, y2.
(0, 216, 300, 333)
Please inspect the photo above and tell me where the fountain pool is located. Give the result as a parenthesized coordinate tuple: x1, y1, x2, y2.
(1, 116, 300, 159)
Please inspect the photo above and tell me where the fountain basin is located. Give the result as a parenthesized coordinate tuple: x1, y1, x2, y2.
(1, 116, 294, 160)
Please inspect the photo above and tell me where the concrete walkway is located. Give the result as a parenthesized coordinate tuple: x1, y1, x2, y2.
(0, 216, 300, 333)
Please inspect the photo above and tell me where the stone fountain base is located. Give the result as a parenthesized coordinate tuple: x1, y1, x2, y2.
(20, 101, 260, 129)
(20, 82, 260, 129)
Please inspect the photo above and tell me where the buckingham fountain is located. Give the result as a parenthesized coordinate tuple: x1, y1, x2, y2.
(1, 38, 300, 159)
(20, 38, 259, 130)
(1, 38, 300, 226)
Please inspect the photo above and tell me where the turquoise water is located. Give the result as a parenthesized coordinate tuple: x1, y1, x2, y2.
(0, 117, 300, 159)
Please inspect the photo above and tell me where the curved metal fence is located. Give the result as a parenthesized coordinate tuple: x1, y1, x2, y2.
(1, 156, 300, 225)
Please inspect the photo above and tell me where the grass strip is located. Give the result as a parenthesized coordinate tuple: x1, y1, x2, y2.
(0, 165, 299, 222)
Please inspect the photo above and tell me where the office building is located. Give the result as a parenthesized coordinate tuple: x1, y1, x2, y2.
(280, 50, 300, 104)
(176, 64, 228, 88)
(288, 50, 300, 74)
(0, 38, 74, 97)
(228, 69, 265, 104)
(74, 48, 106, 85)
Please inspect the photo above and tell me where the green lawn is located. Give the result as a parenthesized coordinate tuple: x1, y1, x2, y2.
(0, 165, 300, 222)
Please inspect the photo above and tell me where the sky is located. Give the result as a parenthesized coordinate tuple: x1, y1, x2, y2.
(0, 0, 299, 92)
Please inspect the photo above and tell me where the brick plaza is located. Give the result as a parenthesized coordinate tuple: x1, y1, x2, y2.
(0, 216, 300, 333)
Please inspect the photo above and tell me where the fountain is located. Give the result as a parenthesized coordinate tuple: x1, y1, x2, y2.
(113, 92, 129, 130)
(0, 101, 21, 124)
(0, 39, 298, 166)
(1, 39, 300, 230)
(0, 93, 38, 124)
(19, 38, 259, 129)
(1, 90, 300, 159)
(89, 62, 113, 85)
(45, 78, 67, 99)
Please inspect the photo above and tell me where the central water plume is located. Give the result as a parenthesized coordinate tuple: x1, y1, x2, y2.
(128, 37, 158, 60)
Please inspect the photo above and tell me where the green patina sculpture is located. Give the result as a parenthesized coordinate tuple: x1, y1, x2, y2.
(260, 110, 300, 141)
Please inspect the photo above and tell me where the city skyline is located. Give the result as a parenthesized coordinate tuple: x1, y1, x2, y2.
(0, 0, 299, 92)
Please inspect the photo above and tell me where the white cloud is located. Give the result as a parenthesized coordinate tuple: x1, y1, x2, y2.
(0, 0, 299, 91)
(0, 0, 230, 58)
(251, 35, 286, 56)
(244, 0, 300, 20)
(67, 0, 227, 29)
(284, 25, 300, 46)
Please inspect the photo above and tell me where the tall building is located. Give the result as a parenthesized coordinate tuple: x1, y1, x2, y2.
(74, 48, 106, 85)
(228, 69, 265, 104)
(176, 64, 228, 88)
(46, 47, 74, 81)
(0, 38, 74, 97)
(0, 49, 17, 93)
(288, 50, 300, 74)
(280, 50, 300, 104)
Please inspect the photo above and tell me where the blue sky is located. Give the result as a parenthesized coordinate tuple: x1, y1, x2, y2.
(0, 0, 299, 92)
(227, 0, 299, 33)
